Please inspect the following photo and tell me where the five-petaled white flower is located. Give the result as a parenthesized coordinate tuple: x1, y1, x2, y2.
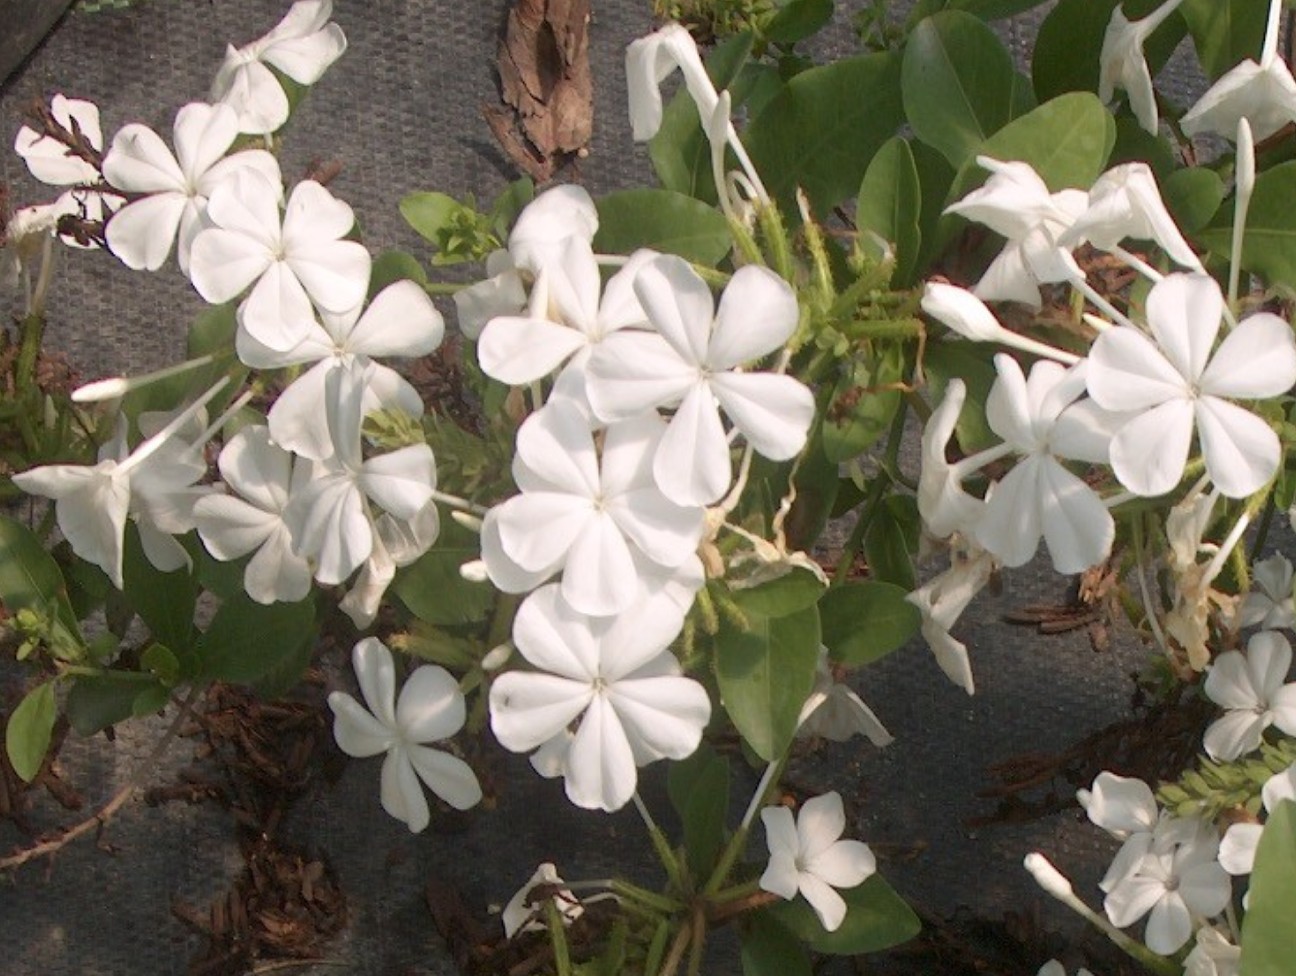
(759, 791, 876, 932)
(482, 402, 705, 617)
(327, 637, 482, 832)
(587, 255, 814, 506)
(189, 170, 371, 351)
(211, 0, 347, 135)
(1203, 630, 1296, 761)
(103, 101, 281, 272)
(1241, 553, 1296, 631)
(194, 425, 314, 605)
(1086, 273, 1296, 498)
(488, 583, 711, 812)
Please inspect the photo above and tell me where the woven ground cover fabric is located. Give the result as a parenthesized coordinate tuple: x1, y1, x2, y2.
(0, 1, 1211, 974)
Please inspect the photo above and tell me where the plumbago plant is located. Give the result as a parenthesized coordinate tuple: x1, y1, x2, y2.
(7, 0, 1296, 972)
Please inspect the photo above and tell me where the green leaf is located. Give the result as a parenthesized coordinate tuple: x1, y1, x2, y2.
(1181, 0, 1267, 81)
(6, 680, 56, 782)
(593, 189, 731, 265)
(746, 51, 904, 215)
(763, 0, 833, 45)
(0, 515, 83, 651)
(820, 581, 921, 666)
(924, 342, 998, 452)
(822, 343, 905, 463)
(902, 11, 1024, 168)
(393, 516, 493, 625)
(1162, 167, 1225, 233)
(400, 191, 460, 243)
(131, 683, 170, 717)
(856, 138, 922, 287)
(728, 569, 826, 618)
(667, 745, 730, 879)
(972, 91, 1115, 193)
(1032, 0, 1183, 103)
(197, 591, 316, 686)
(1109, 113, 1178, 181)
(769, 874, 920, 954)
(368, 249, 428, 298)
(864, 495, 918, 590)
(1241, 800, 1296, 976)
(1199, 162, 1296, 293)
(122, 524, 198, 652)
(490, 177, 535, 238)
(141, 643, 181, 686)
(649, 32, 756, 202)
(740, 913, 812, 976)
(784, 425, 840, 551)
(714, 606, 820, 761)
(66, 673, 155, 735)
(949, 0, 1050, 18)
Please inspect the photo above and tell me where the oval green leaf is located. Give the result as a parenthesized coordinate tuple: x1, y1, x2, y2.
(0, 515, 83, 652)
(6, 680, 57, 782)
(856, 138, 922, 288)
(820, 581, 921, 666)
(593, 188, 731, 265)
(197, 591, 316, 686)
(768, 874, 921, 954)
(1240, 800, 1296, 976)
(728, 569, 827, 619)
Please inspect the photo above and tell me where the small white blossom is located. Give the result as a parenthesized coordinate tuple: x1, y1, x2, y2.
(1240, 553, 1296, 631)
(1203, 631, 1296, 761)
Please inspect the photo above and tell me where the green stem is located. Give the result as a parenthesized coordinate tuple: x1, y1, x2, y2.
(633, 792, 687, 892)
(1250, 493, 1277, 562)
(685, 906, 707, 976)
(545, 900, 572, 976)
(708, 879, 760, 904)
(609, 880, 683, 915)
(757, 203, 794, 283)
(703, 756, 787, 897)
(15, 313, 45, 399)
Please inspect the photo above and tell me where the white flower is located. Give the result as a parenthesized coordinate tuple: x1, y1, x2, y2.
(1077, 772, 1181, 895)
(1086, 273, 1296, 498)
(1103, 819, 1230, 955)
(796, 648, 892, 746)
(759, 792, 876, 932)
(338, 502, 441, 629)
(327, 637, 481, 832)
(1241, 553, 1296, 631)
(944, 158, 1087, 308)
(478, 243, 655, 416)
(1184, 925, 1241, 976)
(1037, 963, 1095, 976)
(237, 280, 444, 460)
(501, 862, 583, 939)
(1203, 630, 1296, 760)
(14, 95, 101, 186)
(587, 255, 814, 506)
(1098, 0, 1186, 135)
(1061, 163, 1203, 273)
(194, 426, 314, 605)
(1219, 763, 1296, 876)
(905, 541, 995, 694)
(188, 171, 371, 351)
(974, 356, 1120, 574)
(916, 378, 986, 540)
(211, 0, 347, 135)
(488, 583, 711, 812)
(102, 102, 281, 272)
(283, 363, 437, 585)
(482, 402, 705, 617)
(625, 24, 719, 142)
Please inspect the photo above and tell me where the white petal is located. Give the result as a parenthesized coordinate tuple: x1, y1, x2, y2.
(102, 124, 184, 193)
(1103, 872, 1166, 928)
(359, 445, 436, 519)
(188, 228, 273, 304)
(267, 360, 338, 460)
(287, 240, 372, 314)
(1195, 396, 1280, 499)
(806, 839, 875, 889)
(478, 315, 587, 385)
(171, 102, 239, 184)
(1109, 398, 1194, 496)
(241, 260, 319, 351)
(1038, 458, 1115, 574)
(405, 744, 481, 811)
(710, 372, 815, 462)
(327, 691, 392, 757)
(585, 331, 696, 422)
(490, 671, 593, 753)
(1145, 273, 1221, 383)
(798, 873, 849, 932)
(796, 792, 847, 861)
(607, 673, 710, 762)
(262, 23, 347, 84)
(513, 402, 599, 496)
(1087, 327, 1188, 412)
(1200, 311, 1296, 399)
(563, 694, 637, 811)
(351, 637, 397, 727)
(396, 665, 466, 742)
(1144, 892, 1192, 955)
(194, 493, 278, 559)
(1218, 822, 1262, 876)
(105, 193, 187, 271)
(380, 748, 431, 832)
(243, 525, 313, 603)
(560, 514, 640, 616)
(707, 266, 799, 369)
(975, 460, 1043, 568)
(346, 280, 444, 358)
(1203, 710, 1267, 761)
(633, 255, 714, 365)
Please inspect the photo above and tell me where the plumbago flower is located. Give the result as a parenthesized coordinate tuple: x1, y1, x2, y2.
(193, 425, 314, 605)
(905, 538, 995, 695)
(587, 255, 815, 506)
(943, 157, 1088, 308)
(1218, 763, 1296, 876)
(1202, 630, 1296, 761)
(188, 170, 371, 351)
(488, 583, 711, 812)
(1241, 553, 1296, 630)
(481, 402, 706, 617)
(1086, 273, 1296, 498)
(759, 792, 876, 932)
(916, 377, 986, 540)
(501, 862, 583, 939)
(237, 279, 444, 460)
(478, 241, 656, 416)
(283, 364, 437, 585)
(327, 638, 481, 833)
(211, 0, 347, 135)
(796, 648, 892, 746)
(102, 101, 281, 272)
(1097, 0, 1185, 135)
(975, 355, 1122, 574)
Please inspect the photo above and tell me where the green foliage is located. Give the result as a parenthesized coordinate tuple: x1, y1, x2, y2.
(966, 91, 1116, 194)
(121, 524, 198, 652)
(0, 515, 84, 658)
(196, 590, 317, 686)
(740, 913, 812, 976)
(820, 581, 921, 666)
(901, 10, 1033, 169)
(1181, 0, 1268, 81)
(65, 672, 162, 735)
(400, 191, 500, 264)
(924, 342, 998, 452)
(865, 494, 919, 590)
(822, 343, 905, 463)
(593, 188, 733, 265)
(667, 744, 731, 879)
(855, 138, 922, 288)
(5, 680, 56, 782)
(746, 51, 905, 216)
(1241, 800, 1296, 976)
(768, 874, 921, 954)
(727, 568, 826, 618)
(1157, 738, 1296, 821)
(1200, 162, 1296, 294)
(368, 249, 428, 298)
(713, 605, 820, 761)
(393, 516, 494, 626)
(763, 0, 833, 45)
(1161, 166, 1226, 233)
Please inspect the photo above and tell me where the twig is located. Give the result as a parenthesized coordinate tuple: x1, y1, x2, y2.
(0, 687, 202, 871)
